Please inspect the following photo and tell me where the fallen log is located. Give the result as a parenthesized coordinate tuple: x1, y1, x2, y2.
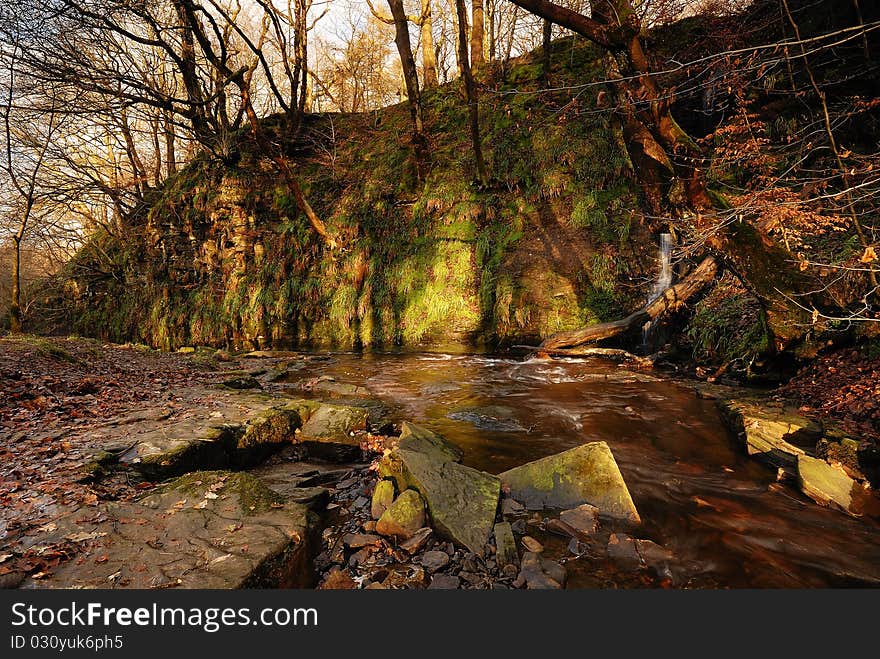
(540, 256, 719, 351)
(538, 347, 655, 368)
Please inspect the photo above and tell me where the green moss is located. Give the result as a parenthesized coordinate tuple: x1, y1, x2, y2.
(56, 36, 646, 352)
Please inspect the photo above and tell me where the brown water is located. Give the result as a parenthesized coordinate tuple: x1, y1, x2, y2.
(283, 352, 880, 588)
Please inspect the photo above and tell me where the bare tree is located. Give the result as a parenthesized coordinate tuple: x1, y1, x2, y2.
(454, 0, 488, 185)
(1, 38, 62, 332)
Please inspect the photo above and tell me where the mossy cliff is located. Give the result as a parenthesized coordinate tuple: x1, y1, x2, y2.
(60, 40, 663, 351)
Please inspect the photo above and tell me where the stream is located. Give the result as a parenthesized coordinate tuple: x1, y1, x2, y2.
(278, 352, 880, 588)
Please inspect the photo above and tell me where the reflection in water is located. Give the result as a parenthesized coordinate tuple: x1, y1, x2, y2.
(283, 352, 880, 587)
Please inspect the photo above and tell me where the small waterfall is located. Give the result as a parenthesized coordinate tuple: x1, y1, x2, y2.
(642, 233, 673, 351)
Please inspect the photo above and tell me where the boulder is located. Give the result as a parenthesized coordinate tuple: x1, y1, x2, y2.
(376, 489, 426, 540)
(718, 399, 821, 469)
(494, 522, 518, 568)
(371, 479, 396, 520)
(298, 402, 369, 461)
(379, 442, 500, 555)
(498, 442, 640, 523)
(398, 422, 464, 462)
(25, 471, 318, 589)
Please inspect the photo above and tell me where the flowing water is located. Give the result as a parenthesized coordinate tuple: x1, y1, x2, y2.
(282, 352, 880, 588)
(642, 232, 674, 351)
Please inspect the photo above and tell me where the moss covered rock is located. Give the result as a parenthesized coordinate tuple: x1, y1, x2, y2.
(718, 398, 821, 469)
(376, 489, 426, 540)
(371, 479, 396, 520)
(498, 442, 640, 523)
(297, 402, 369, 461)
(380, 442, 500, 555)
(398, 422, 464, 463)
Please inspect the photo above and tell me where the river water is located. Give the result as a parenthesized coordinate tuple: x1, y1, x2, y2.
(280, 352, 880, 588)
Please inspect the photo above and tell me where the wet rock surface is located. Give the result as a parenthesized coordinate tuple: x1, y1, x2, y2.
(7, 343, 880, 590)
(24, 471, 319, 589)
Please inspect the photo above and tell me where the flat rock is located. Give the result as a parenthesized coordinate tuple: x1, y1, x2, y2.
(522, 536, 544, 553)
(556, 504, 599, 541)
(796, 454, 873, 516)
(380, 443, 500, 555)
(343, 533, 382, 549)
(501, 497, 526, 518)
(25, 471, 318, 589)
(298, 402, 369, 461)
(397, 422, 464, 462)
(499, 442, 640, 523)
(421, 550, 451, 573)
(219, 375, 262, 390)
(117, 394, 313, 478)
(376, 489, 426, 540)
(428, 574, 460, 589)
(400, 527, 433, 554)
(718, 399, 821, 469)
(446, 405, 527, 432)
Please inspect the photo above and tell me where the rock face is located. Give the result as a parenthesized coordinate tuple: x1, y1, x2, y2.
(379, 424, 500, 555)
(498, 442, 640, 523)
(718, 399, 822, 469)
(376, 489, 426, 540)
(25, 471, 319, 589)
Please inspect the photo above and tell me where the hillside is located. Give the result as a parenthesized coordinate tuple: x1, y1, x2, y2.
(58, 38, 661, 353)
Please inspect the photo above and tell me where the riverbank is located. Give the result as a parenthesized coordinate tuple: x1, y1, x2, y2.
(2, 335, 879, 588)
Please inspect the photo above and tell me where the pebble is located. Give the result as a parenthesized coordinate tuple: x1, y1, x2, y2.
(421, 550, 450, 572)
(522, 536, 544, 553)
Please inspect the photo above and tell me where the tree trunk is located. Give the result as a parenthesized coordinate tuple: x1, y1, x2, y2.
(164, 111, 177, 177)
(508, 0, 826, 351)
(540, 257, 719, 350)
(542, 19, 552, 81)
(472, 0, 486, 67)
(421, 0, 439, 87)
(387, 0, 430, 177)
(454, 0, 488, 185)
(10, 236, 22, 334)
